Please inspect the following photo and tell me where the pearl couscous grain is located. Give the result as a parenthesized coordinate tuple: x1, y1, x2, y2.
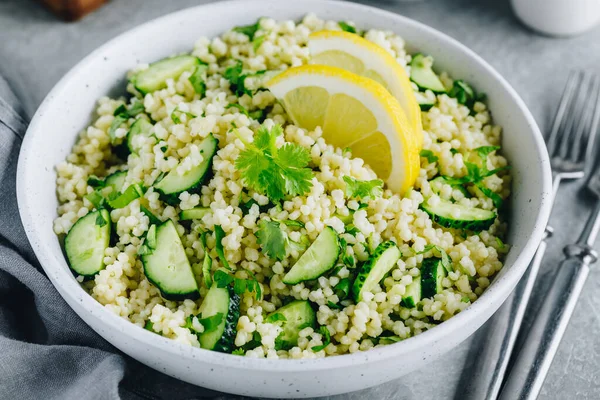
(54, 14, 511, 358)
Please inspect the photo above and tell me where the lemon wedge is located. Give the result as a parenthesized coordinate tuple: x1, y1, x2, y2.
(308, 30, 422, 148)
(267, 64, 420, 194)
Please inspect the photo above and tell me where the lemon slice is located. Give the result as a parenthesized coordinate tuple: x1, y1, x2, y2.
(308, 30, 422, 148)
(267, 64, 420, 194)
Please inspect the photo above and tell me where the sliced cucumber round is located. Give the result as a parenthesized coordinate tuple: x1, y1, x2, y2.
(141, 220, 199, 300)
(282, 227, 339, 285)
(266, 300, 315, 349)
(421, 257, 446, 298)
(104, 170, 127, 194)
(179, 207, 211, 221)
(352, 241, 401, 302)
(127, 118, 153, 154)
(131, 55, 201, 94)
(65, 209, 111, 278)
(410, 53, 447, 93)
(155, 134, 218, 204)
(198, 285, 240, 353)
(420, 197, 496, 232)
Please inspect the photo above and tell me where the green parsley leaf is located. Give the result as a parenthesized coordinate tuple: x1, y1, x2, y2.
(345, 224, 360, 236)
(171, 107, 196, 124)
(417, 244, 452, 271)
(198, 312, 224, 333)
(106, 183, 144, 209)
(450, 148, 459, 155)
(214, 225, 231, 270)
(113, 104, 127, 116)
(234, 124, 314, 202)
(252, 35, 266, 52)
(213, 269, 235, 288)
(144, 320, 156, 333)
(311, 326, 331, 352)
(223, 60, 250, 97)
(343, 175, 383, 201)
(232, 348, 245, 355)
(281, 219, 305, 229)
(239, 198, 259, 214)
(378, 336, 402, 345)
(461, 296, 471, 303)
(338, 21, 357, 34)
(420, 149, 439, 164)
(233, 20, 260, 40)
(448, 80, 476, 108)
(476, 183, 503, 209)
(265, 312, 287, 323)
(338, 238, 356, 268)
(95, 212, 107, 227)
(213, 269, 261, 300)
(189, 64, 208, 97)
(496, 237, 505, 249)
(85, 191, 105, 210)
(256, 219, 287, 260)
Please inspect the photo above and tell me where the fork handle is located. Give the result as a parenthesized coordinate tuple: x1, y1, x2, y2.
(498, 246, 596, 400)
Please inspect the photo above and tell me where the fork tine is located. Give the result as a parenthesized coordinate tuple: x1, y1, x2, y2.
(557, 71, 590, 160)
(547, 71, 579, 157)
(584, 76, 600, 163)
(568, 72, 600, 163)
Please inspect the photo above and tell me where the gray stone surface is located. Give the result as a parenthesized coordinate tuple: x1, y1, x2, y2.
(1, 0, 600, 398)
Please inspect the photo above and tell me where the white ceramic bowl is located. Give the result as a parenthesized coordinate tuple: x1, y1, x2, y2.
(17, 0, 552, 397)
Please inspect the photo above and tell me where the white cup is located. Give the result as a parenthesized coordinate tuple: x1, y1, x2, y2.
(511, 0, 600, 37)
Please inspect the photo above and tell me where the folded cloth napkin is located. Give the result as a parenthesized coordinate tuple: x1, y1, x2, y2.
(0, 76, 225, 400)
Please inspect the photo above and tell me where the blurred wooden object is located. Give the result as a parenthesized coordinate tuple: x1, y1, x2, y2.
(40, 0, 108, 21)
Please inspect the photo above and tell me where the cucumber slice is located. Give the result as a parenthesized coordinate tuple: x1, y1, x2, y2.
(429, 176, 470, 198)
(154, 134, 218, 203)
(131, 55, 201, 94)
(179, 207, 211, 221)
(266, 300, 315, 349)
(198, 285, 240, 352)
(420, 197, 496, 232)
(421, 257, 446, 298)
(141, 220, 199, 300)
(352, 241, 401, 302)
(104, 171, 127, 194)
(64, 209, 111, 278)
(410, 53, 447, 93)
(127, 118, 153, 154)
(282, 227, 339, 285)
(401, 278, 421, 308)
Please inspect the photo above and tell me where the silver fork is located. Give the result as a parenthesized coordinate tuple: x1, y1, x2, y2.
(463, 71, 600, 400)
(500, 74, 600, 400)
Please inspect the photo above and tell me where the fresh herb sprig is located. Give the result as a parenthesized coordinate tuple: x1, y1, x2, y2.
(343, 176, 383, 201)
(234, 124, 314, 202)
(213, 269, 262, 300)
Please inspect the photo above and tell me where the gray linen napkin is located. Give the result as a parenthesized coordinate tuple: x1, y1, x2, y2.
(0, 76, 224, 400)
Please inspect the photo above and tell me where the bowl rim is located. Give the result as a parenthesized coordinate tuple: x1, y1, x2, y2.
(17, 0, 552, 372)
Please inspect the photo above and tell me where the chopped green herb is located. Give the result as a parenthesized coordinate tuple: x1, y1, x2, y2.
(232, 348, 245, 355)
(338, 238, 356, 268)
(233, 20, 260, 40)
(448, 80, 476, 108)
(106, 183, 145, 209)
(224, 60, 250, 97)
(85, 191, 106, 210)
(226, 103, 264, 121)
(234, 124, 314, 202)
(171, 107, 196, 124)
(417, 244, 452, 271)
(256, 220, 287, 261)
(213, 269, 262, 300)
(281, 219, 305, 229)
(496, 237, 505, 249)
(461, 296, 471, 303)
(343, 175, 383, 201)
(127, 101, 145, 117)
(95, 212, 107, 227)
(265, 312, 287, 323)
(338, 21, 357, 34)
(252, 35, 266, 52)
(450, 148, 459, 155)
(420, 149, 438, 164)
(188, 64, 208, 97)
(113, 104, 127, 116)
(378, 336, 402, 345)
(214, 225, 231, 270)
(239, 198, 259, 214)
(198, 312, 224, 333)
(200, 231, 213, 288)
(476, 183, 503, 209)
(144, 320, 156, 333)
(345, 224, 360, 236)
(311, 326, 331, 352)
